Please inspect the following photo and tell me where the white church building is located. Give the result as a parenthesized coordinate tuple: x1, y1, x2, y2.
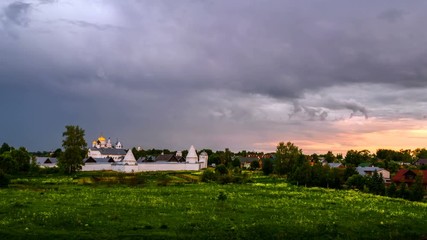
(87, 135, 126, 161)
(82, 144, 208, 173)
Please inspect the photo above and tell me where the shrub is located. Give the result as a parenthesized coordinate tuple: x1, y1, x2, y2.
(0, 169, 10, 188)
(386, 183, 397, 197)
(217, 191, 227, 201)
(262, 159, 274, 175)
(215, 164, 228, 175)
(200, 169, 217, 182)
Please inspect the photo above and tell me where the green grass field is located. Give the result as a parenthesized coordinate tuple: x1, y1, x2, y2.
(0, 171, 426, 239)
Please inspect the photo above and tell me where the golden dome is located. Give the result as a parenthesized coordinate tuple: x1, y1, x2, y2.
(92, 140, 97, 144)
(98, 136, 106, 142)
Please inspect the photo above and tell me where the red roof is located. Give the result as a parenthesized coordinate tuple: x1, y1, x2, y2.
(392, 169, 427, 184)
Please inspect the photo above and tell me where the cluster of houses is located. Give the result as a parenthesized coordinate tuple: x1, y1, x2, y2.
(236, 155, 427, 190)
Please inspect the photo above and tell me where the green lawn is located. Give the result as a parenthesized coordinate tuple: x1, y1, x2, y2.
(0, 172, 426, 239)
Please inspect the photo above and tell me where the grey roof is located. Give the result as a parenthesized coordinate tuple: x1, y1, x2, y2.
(155, 154, 182, 162)
(90, 148, 127, 156)
(83, 157, 114, 164)
(36, 157, 58, 165)
(416, 159, 427, 165)
(356, 166, 384, 176)
(238, 157, 259, 162)
(137, 156, 156, 163)
(328, 163, 343, 168)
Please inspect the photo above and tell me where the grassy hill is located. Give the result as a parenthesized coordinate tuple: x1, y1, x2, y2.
(0, 172, 426, 239)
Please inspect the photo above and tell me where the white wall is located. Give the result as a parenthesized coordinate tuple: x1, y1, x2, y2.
(138, 163, 201, 172)
(82, 164, 112, 171)
(378, 169, 390, 179)
(112, 165, 139, 173)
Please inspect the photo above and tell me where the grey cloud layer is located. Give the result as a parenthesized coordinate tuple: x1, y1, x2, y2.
(1, 0, 427, 151)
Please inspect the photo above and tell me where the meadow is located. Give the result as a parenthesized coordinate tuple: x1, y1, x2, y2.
(0, 171, 426, 240)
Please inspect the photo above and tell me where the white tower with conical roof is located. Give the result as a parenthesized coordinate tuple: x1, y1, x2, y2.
(186, 145, 198, 164)
(121, 149, 137, 165)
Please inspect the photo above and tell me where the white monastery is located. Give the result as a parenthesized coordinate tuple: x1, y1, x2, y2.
(88, 135, 126, 161)
(80, 135, 208, 172)
(37, 135, 209, 172)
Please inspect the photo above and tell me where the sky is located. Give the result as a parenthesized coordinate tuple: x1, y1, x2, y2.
(1, 0, 427, 154)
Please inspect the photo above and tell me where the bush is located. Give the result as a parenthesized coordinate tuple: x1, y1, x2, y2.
(0, 169, 10, 188)
(346, 174, 366, 191)
(200, 169, 217, 182)
(217, 191, 227, 201)
(262, 159, 273, 175)
(215, 164, 228, 175)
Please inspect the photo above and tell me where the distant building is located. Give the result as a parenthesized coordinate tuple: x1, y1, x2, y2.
(415, 159, 427, 166)
(88, 135, 126, 161)
(82, 145, 208, 173)
(238, 157, 260, 169)
(35, 157, 58, 168)
(356, 166, 390, 183)
(392, 169, 427, 190)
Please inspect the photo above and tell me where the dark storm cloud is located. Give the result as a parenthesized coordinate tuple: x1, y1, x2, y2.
(1, 0, 427, 151)
(378, 9, 405, 23)
(2, 1, 31, 26)
(105, 0, 427, 100)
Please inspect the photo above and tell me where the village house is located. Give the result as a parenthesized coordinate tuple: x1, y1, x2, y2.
(415, 159, 427, 166)
(238, 156, 260, 169)
(392, 169, 427, 190)
(356, 166, 391, 183)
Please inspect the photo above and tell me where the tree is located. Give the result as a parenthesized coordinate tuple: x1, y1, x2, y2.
(386, 183, 397, 197)
(250, 160, 260, 170)
(324, 151, 336, 163)
(262, 158, 273, 175)
(0, 143, 11, 155)
(51, 148, 63, 158)
(0, 169, 9, 188)
(409, 174, 425, 201)
(346, 174, 366, 190)
(367, 171, 385, 195)
(232, 157, 241, 168)
(58, 125, 87, 174)
(274, 142, 303, 175)
(12, 147, 31, 172)
(0, 151, 18, 174)
(344, 150, 372, 167)
(215, 164, 228, 175)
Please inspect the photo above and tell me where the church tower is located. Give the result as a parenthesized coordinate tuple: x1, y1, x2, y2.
(186, 145, 198, 164)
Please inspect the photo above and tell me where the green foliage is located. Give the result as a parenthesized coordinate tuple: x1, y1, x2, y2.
(58, 125, 87, 174)
(0, 143, 11, 155)
(409, 175, 425, 201)
(366, 171, 385, 195)
(0, 152, 17, 174)
(262, 158, 274, 175)
(275, 142, 303, 175)
(344, 150, 373, 166)
(346, 174, 366, 190)
(0, 174, 426, 239)
(323, 151, 336, 163)
(200, 169, 217, 182)
(231, 157, 241, 168)
(250, 159, 260, 170)
(0, 169, 9, 188)
(386, 183, 397, 197)
(397, 184, 410, 199)
(215, 164, 228, 175)
(217, 191, 227, 201)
